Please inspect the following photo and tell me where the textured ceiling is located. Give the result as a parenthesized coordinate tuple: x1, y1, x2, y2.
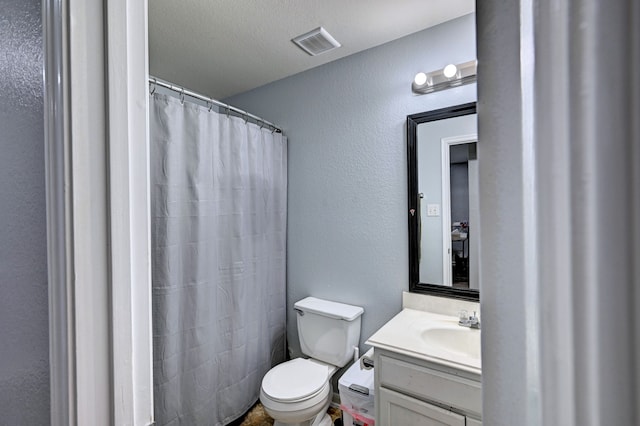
(148, 0, 475, 100)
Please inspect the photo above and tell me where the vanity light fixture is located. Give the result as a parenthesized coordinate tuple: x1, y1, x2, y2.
(443, 63, 458, 79)
(414, 72, 428, 86)
(412, 60, 477, 94)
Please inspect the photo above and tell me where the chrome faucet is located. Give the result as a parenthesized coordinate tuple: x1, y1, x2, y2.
(458, 310, 480, 329)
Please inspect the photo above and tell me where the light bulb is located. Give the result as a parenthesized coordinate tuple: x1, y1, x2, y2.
(414, 72, 427, 86)
(443, 64, 458, 78)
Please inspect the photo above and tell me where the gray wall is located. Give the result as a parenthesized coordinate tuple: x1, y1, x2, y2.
(227, 14, 477, 360)
(0, 0, 50, 423)
(450, 163, 469, 228)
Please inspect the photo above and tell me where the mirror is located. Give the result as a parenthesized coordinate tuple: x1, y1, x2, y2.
(407, 103, 479, 300)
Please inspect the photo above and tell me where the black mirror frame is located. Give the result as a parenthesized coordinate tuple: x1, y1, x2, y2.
(407, 102, 479, 301)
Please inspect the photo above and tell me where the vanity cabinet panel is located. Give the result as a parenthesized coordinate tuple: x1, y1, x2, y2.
(373, 349, 482, 426)
(378, 353, 482, 416)
(379, 387, 465, 426)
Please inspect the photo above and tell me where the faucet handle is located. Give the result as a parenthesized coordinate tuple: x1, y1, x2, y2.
(469, 311, 480, 328)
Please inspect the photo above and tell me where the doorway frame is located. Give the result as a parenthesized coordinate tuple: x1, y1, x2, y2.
(440, 134, 478, 287)
(44, 1, 153, 425)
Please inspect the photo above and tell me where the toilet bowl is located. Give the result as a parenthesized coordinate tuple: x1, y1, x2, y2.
(260, 358, 336, 426)
(259, 297, 364, 426)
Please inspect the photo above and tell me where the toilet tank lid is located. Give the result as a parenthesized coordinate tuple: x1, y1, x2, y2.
(295, 297, 364, 321)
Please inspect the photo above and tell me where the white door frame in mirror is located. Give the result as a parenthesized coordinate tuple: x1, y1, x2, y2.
(440, 134, 478, 287)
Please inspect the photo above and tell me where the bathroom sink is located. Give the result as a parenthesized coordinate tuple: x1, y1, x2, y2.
(366, 309, 482, 373)
(420, 327, 481, 360)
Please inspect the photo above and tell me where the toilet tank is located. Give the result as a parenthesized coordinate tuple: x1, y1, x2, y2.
(294, 297, 364, 368)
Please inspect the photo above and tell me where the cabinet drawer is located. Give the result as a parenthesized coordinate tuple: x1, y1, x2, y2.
(378, 354, 482, 416)
(379, 387, 465, 426)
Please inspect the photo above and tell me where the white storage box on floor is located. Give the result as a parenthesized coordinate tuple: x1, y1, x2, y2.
(339, 349, 375, 426)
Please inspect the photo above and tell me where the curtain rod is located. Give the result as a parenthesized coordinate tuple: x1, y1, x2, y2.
(148, 76, 282, 133)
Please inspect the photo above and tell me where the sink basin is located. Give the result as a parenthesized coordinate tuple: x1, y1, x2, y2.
(421, 327, 481, 360)
(366, 308, 482, 373)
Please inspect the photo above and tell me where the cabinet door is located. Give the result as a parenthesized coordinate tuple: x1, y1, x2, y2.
(466, 418, 482, 426)
(379, 387, 465, 426)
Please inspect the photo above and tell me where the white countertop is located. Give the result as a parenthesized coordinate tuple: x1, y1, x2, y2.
(366, 308, 481, 375)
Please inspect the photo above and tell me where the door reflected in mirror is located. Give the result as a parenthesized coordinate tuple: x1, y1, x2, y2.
(443, 141, 478, 289)
(408, 103, 478, 300)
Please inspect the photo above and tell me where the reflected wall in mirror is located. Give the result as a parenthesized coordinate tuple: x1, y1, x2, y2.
(421, 133, 478, 289)
(408, 103, 479, 300)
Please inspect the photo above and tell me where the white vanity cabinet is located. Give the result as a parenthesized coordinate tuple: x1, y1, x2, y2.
(373, 348, 482, 426)
(378, 388, 466, 425)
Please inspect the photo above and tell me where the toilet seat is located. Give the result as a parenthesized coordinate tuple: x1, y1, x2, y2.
(261, 358, 329, 403)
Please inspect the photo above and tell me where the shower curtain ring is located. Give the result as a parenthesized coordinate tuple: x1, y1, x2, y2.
(259, 120, 264, 129)
(207, 100, 213, 112)
(226, 107, 230, 118)
(150, 79, 156, 96)
(180, 89, 185, 105)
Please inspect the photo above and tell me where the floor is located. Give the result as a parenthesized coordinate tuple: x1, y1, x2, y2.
(233, 402, 342, 426)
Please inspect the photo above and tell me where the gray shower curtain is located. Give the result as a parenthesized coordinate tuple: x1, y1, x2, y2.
(150, 93, 287, 425)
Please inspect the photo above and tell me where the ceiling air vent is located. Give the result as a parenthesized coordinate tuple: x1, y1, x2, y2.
(292, 27, 341, 56)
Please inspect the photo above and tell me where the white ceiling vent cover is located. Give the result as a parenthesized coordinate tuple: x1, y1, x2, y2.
(292, 27, 341, 56)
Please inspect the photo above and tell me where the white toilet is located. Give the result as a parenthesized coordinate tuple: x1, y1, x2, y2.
(260, 297, 364, 426)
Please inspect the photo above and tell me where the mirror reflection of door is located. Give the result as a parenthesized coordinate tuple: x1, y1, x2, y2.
(416, 113, 477, 289)
(442, 139, 478, 289)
